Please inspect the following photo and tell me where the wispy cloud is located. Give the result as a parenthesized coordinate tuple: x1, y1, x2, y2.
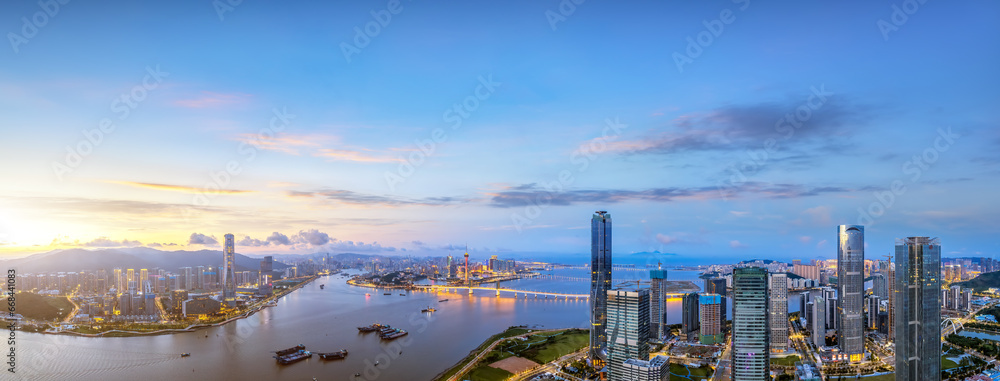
(288, 189, 467, 207)
(111, 181, 253, 195)
(236, 133, 328, 155)
(173, 91, 253, 108)
(313, 148, 403, 163)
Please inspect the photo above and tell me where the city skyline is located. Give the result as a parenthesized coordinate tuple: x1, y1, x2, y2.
(2, 1, 999, 264)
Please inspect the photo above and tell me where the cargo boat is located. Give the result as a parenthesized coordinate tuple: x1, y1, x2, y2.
(320, 284, 325, 289)
(378, 327, 409, 340)
(275, 345, 306, 356)
(317, 349, 349, 360)
(421, 307, 436, 313)
(357, 324, 386, 333)
(275, 350, 312, 365)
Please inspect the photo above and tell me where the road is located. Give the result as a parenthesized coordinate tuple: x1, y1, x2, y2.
(508, 349, 586, 381)
(447, 328, 568, 381)
(711, 339, 732, 381)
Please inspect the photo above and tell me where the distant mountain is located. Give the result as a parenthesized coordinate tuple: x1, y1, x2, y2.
(0, 248, 290, 273)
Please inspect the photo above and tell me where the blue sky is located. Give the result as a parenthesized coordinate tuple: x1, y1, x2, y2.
(1, 0, 998, 263)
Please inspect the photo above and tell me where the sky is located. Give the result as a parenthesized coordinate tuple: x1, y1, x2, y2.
(0, 0, 998, 263)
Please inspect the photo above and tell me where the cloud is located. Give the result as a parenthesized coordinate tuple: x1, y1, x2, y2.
(296, 229, 331, 246)
(110, 181, 253, 195)
(313, 148, 403, 163)
(799, 236, 812, 244)
(288, 189, 466, 207)
(147, 242, 178, 248)
(604, 97, 870, 156)
(730, 240, 748, 248)
(173, 91, 252, 108)
(655, 234, 678, 245)
(816, 239, 828, 249)
(83, 237, 143, 248)
(188, 233, 219, 245)
(486, 182, 873, 208)
(266, 232, 291, 245)
(235, 133, 329, 155)
(238, 235, 268, 247)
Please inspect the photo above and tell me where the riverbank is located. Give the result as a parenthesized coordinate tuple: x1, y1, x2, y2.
(41, 275, 318, 338)
(433, 327, 588, 381)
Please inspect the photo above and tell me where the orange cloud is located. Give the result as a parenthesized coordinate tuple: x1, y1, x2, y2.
(111, 181, 253, 195)
(313, 148, 403, 163)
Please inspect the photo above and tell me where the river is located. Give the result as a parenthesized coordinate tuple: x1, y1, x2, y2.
(15, 268, 726, 380)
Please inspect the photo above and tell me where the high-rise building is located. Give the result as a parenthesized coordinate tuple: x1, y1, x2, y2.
(606, 288, 649, 381)
(894, 237, 941, 381)
(769, 272, 788, 352)
(489, 255, 499, 272)
(113, 268, 123, 294)
(126, 269, 135, 290)
(792, 264, 820, 280)
(732, 267, 769, 381)
(699, 293, 723, 344)
(837, 225, 865, 362)
(589, 211, 612, 367)
(182, 267, 193, 291)
(223, 233, 236, 300)
(139, 269, 148, 290)
(259, 256, 273, 285)
(446, 255, 454, 278)
(811, 296, 826, 348)
(649, 267, 668, 340)
(867, 296, 880, 330)
(195, 266, 205, 290)
(681, 292, 700, 342)
(704, 277, 728, 328)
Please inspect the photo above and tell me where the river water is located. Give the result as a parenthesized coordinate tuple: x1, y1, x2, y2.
(16, 268, 713, 381)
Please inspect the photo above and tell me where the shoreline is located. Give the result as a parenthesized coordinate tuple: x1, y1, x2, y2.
(38, 275, 319, 338)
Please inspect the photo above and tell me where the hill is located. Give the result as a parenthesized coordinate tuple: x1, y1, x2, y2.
(955, 271, 1000, 292)
(0, 248, 291, 273)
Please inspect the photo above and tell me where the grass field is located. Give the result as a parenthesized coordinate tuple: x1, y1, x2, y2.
(770, 355, 801, 366)
(519, 330, 589, 364)
(465, 364, 513, 381)
(669, 363, 713, 381)
(15, 292, 74, 321)
(432, 327, 533, 381)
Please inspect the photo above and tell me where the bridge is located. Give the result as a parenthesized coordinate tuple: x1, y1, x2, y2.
(942, 317, 964, 336)
(416, 284, 589, 299)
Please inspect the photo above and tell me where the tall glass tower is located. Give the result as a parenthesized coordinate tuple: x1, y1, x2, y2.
(894, 237, 941, 381)
(732, 267, 769, 381)
(649, 266, 667, 340)
(606, 288, 649, 381)
(769, 272, 788, 352)
(223, 233, 236, 301)
(590, 211, 612, 367)
(837, 225, 864, 361)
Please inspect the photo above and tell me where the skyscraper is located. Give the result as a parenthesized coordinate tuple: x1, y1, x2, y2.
(446, 255, 454, 278)
(894, 237, 941, 381)
(732, 267, 769, 381)
(811, 296, 826, 348)
(590, 211, 612, 367)
(649, 266, 668, 340)
(705, 277, 728, 328)
(699, 293, 723, 344)
(223, 233, 236, 301)
(769, 272, 788, 353)
(606, 288, 649, 381)
(837, 225, 864, 362)
(113, 268, 123, 294)
(681, 292, 700, 342)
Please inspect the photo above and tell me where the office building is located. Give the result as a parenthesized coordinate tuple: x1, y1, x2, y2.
(894, 237, 941, 381)
(681, 292, 699, 342)
(222, 233, 236, 301)
(650, 267, 668, 340)
(867, 296, 880, 330)
(769, 272, 788, 352)
(590, 211, 612, 367)
(606, 288, 649, 381)
(732, 267, 769, 381)
(811, 296, 826, 348)
(837, 225, 865, 362)
(700, 293, 723, 344)
(705, 277, 728, 327)
(621, 356, 669, 381)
